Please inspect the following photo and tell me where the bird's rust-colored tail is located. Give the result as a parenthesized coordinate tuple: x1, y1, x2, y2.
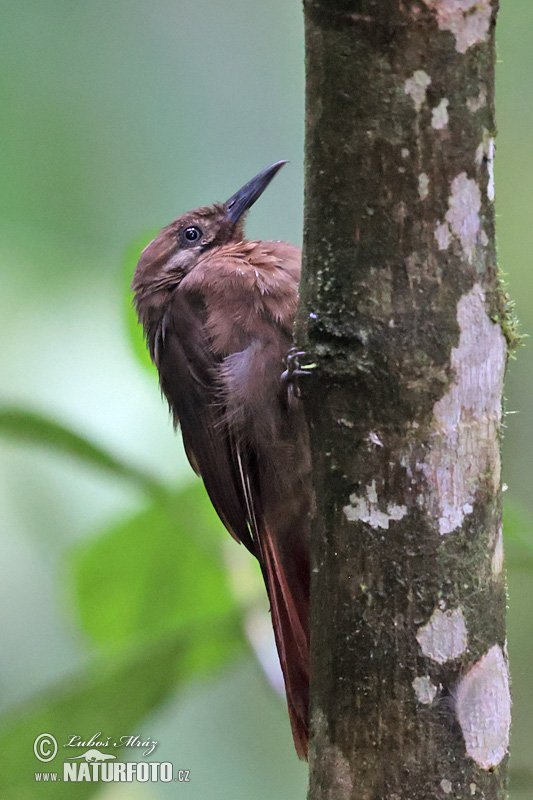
(259, 525, 309, 759)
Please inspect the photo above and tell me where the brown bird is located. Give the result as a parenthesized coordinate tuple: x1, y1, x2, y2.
(132, 162, 311, 758)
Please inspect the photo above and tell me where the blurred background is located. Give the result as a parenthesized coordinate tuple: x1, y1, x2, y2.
(0, 2, 530, 798)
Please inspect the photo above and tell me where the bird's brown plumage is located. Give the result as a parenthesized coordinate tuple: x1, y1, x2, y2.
(132, 164, 311, 758)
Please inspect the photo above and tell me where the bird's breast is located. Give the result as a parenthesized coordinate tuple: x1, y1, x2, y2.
(178, 241, 301, 357)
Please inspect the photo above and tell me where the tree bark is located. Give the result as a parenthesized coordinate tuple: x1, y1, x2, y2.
(298, 2, 511, 798)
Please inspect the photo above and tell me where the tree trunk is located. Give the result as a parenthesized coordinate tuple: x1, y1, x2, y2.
(297, 2, 511, 798)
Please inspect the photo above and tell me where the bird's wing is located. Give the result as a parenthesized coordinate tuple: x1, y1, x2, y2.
(217, 337, 310, 759)
(156, 287, 257, 555)
(157, 265, 310, 759)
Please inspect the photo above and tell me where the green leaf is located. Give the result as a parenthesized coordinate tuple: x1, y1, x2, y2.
(122, 229, 161, 375)
(71, 481, 236, 652)
(0, 406, 164, 498)
(0, 619, 245, 800)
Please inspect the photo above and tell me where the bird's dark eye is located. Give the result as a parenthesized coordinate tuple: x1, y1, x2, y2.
(182, 226, 202, 245)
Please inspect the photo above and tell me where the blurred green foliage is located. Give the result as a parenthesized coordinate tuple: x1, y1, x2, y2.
(0, 408, 161, 497)
(0, 415, 249, 798)
(0, 1, 531, 799)
(0, 621, 244, 800)
(73, 486, 236, 652)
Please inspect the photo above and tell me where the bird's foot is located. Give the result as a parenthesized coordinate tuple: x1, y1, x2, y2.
(281, 348, 317, 399)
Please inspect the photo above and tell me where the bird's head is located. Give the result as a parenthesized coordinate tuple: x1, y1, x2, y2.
(132, 160, 287, 296)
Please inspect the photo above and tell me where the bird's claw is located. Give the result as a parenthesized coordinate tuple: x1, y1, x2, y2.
(281, 348, 316, 398)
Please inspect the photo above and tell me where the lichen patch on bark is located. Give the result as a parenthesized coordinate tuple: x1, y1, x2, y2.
(367, 430, 384, 447)
(433, 173, 482, 261)
(419, 173, 430, 200)
(432, 98, 449, 130)
(445, 173, 481, 262)
(404, 70, 432, 111)
(456, 645, 511, 769)
(416, 607, 468, 663)
(423, 0, 492, 54)
(491, 524, 504, 577)
(487, 138, 495, 201)
(467, 86, 487, 114)
(435, 222, 452, 250)
(419, 285, 506, 534)
(413, 675, 438, 704)
(343, 481, 407, 530)
(476, 131, 495, 202)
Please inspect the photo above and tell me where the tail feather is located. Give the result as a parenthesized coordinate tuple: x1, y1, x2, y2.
(260, 526, 309, 760)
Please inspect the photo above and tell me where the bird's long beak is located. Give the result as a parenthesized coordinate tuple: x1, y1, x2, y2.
(225, 160, 287, 225)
